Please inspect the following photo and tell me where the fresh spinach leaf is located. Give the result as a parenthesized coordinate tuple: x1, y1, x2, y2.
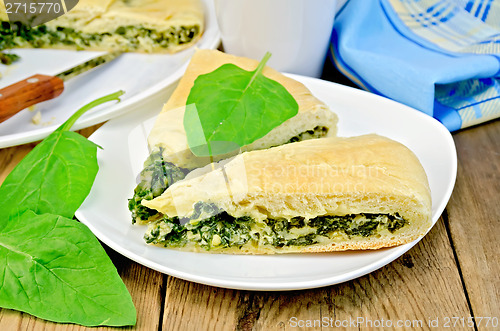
(0, 91, 137, 326)
(0, 131, 98, 221)
(0, 92, 122, 221)
(184, 52, 299, 157)
(0, 210, 136, 326)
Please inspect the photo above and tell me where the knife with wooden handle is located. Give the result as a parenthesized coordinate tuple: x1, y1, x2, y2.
(0, 51, 122, 123)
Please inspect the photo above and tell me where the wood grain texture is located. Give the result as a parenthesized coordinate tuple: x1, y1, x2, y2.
(447, 119, 500, 328)
(162, 218, 473, 331)
(0, 142, 36, 183)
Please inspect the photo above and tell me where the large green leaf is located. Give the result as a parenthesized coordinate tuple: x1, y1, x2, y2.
(184, 53, 299, 157)
(0, 91, 136, 326)
(0, 210, 136, 326)
(0, 130, 98, 221)
(0, 92, 124, 221)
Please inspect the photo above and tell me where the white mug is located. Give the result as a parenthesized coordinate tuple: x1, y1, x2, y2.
(214, 0, 337, 77)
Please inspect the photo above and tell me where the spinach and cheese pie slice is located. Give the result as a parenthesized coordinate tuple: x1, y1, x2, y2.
(129, 49, 338, 224)
(0, 0, 203, 53)
(142, 134, 432, 253)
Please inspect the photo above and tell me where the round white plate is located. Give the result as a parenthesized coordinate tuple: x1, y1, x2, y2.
(75, 74, 457, 291)
(0, 0, 220, 148)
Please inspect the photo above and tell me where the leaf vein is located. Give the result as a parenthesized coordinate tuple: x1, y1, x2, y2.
(0, 223, 126, 317)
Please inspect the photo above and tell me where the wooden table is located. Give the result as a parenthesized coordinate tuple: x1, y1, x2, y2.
(0, 61, 498, 330)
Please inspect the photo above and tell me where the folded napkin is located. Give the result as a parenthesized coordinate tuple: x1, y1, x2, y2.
(330, 0, 500, 131)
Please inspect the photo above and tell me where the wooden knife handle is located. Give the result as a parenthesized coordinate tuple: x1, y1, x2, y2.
(0, 74, 64, 123)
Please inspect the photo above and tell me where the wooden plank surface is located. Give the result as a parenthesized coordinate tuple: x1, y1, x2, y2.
(0, 142, 35, 183)
(162, 218, 473, 331)
(446, 119, 500, 330)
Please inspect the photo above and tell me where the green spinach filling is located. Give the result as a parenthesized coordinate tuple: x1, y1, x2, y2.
(144, 202, 408, 250)
(286, 126, 329, 144)
(129, 127, 330, 224)
(128, 148, 188, 224)
(0, 51, 19, 65)
(0, 20, 200, 58)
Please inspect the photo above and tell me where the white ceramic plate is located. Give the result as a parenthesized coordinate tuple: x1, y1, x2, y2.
(0, 0, 220, 148)
(75, 74, 457, 291)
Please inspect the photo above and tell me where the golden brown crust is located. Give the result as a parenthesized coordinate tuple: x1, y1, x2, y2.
(78, 0, 204, 43)
(148, 49, 338, 169)
(53, 0, 204, 30)
(0, 1, 8, 21)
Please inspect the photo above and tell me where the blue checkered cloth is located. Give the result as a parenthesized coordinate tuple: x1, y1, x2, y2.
(330, 0, 500, 131)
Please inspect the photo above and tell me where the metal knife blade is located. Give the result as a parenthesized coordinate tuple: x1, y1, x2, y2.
(55, 51, 122, 81)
